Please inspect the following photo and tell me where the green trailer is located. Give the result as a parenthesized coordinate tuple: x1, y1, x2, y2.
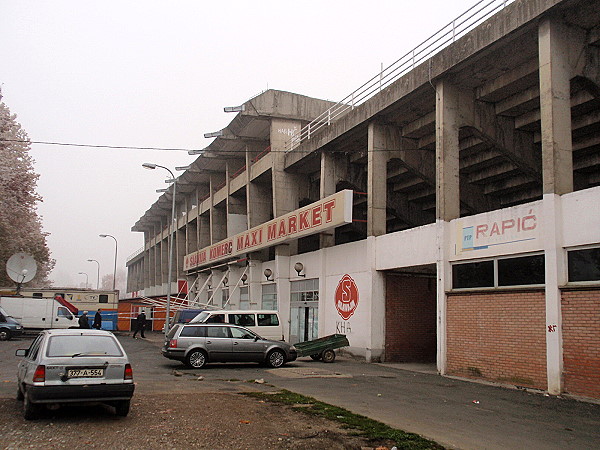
(294, 334, 349, 363)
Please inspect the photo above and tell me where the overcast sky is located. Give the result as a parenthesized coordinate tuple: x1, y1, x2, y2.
(1, 0, 477, 291)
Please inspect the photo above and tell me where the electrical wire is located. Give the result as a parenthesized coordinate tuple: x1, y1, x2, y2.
(0, 138, 427, 154)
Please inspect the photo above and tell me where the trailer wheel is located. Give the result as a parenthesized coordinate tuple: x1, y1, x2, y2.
(321, 349, 336, 363)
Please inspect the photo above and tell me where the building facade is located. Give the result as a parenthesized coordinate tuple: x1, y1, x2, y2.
(127, 0, 600, 400)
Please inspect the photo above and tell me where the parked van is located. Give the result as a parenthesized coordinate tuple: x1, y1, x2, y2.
(0, 295, 78, 329)
(0, 305, 23, 340)
(190, 310, 283, 341)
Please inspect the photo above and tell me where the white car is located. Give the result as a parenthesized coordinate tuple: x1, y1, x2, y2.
(15, 329, 135, 419)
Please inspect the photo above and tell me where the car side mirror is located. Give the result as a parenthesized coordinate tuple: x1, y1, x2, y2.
(254, 336, 259, 342)
(15, 349, 27, 357)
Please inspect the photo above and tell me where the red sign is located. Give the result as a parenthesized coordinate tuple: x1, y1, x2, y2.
(334, 274, 359, 320)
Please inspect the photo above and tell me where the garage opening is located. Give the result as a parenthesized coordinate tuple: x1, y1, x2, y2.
(385, 265, 437, 363)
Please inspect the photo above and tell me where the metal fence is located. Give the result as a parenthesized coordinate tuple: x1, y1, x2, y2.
(286, 0, 514, 153)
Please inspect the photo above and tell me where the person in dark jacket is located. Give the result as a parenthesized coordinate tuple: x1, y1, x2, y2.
(132, 311, 146, 338)
(93, 309, 102, 329)
(78, 311, 90, 329)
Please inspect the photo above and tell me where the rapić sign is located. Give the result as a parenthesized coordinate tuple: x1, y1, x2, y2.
(183, 190, 353, 271)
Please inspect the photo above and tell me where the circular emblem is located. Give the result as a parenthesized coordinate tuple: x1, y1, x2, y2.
(334, 274, 359, 320)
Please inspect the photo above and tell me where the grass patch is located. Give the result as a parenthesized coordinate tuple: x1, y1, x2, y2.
(243, 389, 444, 449)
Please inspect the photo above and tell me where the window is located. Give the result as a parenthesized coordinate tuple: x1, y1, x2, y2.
(262, 284, 277, 310)
(46, 335, 123, 357)
(568, 247, 600, 282)
(32, 293, 43, 298)
(498, 254, 545, 286)
(239, 287, 249, 310)
(230, 327, 256, 339)
(27, 335, 43, 360)
(206, 326, 229, 338)
(57, 307, 73, 318)
(290, 278, 319, 302)
(257, 314, 279, 326)
(206, 314, 225, 323)
(452, 253, 545, 289)
(452, 261, 494, 289)
(221, 289, 229, 308)
(99, 295, 108, 303)
(179, 326, 206, 338)
(229, 314, 256, 327)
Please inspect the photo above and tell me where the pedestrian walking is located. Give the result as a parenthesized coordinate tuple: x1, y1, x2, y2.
(132, 311, 147, 338)
(78, 311, 90, 329)
(93, 309, 102, 329)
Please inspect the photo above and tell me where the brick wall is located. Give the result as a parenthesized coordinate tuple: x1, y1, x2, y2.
(447, 290, 547, 390)
(385, 274, 436, 362)
(562, 288, 600, 399)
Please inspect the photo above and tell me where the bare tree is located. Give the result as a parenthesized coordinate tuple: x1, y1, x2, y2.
(0, 95, 54, 287)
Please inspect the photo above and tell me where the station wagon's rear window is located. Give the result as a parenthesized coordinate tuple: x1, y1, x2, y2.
(46, 335, 123, 357)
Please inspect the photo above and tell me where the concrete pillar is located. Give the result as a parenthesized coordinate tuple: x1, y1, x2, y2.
(271, 118, 306, 256)
(542, 194, 565, 395)
(275, 245, 292, 341)
(539, 18, 574, 195)
(176, 228, 185, 286)
(368, 122, 399, 236)
(435, 80, 461, 222)
(248, 260, 263, 308)
(186, 220, 198, 255)
(320, 152, 347, 247)
(210, 175, 227, 243)
(198, 212, 210, 249)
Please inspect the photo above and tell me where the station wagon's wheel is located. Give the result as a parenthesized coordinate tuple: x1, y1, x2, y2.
(114, 400, 131, 417)
(267, 349, 285, 368)
(0, 329, 10, 341)
(186, 349, 207, 369)
(23, 393, 40, 420)
(321, 349, 336, 363)
(310, 354, 321, 361)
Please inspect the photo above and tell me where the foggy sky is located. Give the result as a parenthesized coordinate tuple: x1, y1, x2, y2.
(0, 0, 476, 291)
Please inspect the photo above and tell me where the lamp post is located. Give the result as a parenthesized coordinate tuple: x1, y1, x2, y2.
(143, 162, 176, 334)
(87, 259, 100, 289)
(78, 272, 89, 288)
(99, 234, 118, 290)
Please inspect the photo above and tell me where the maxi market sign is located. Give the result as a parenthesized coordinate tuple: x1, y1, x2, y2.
(184, 190, 353, 271)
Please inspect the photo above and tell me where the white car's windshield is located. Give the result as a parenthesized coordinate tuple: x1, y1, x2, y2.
(47, 335, 123, 357)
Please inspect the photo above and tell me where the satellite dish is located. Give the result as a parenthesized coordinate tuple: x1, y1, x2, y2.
(6, 253, 38, 284)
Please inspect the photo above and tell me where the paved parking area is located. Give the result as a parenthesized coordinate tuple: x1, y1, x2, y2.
(3, 331, 600, 449)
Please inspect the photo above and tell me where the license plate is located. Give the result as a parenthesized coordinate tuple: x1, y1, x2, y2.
(67, 368, 104, 378)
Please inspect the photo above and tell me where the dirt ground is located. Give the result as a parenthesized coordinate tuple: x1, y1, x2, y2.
(0, 392, 397, 450)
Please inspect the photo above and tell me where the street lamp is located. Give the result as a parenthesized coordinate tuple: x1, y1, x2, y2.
(143, 162, 176, 334)
(87, 259, 100, 289)
(99, 234, 118, 290)
(78, 272, 89, 288)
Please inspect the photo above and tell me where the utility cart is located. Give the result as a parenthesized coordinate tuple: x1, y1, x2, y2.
(294, 334, 349, 363)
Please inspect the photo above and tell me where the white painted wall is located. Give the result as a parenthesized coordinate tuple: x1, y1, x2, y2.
(561, 186, 600, 247)
(376, 223, 438, 270)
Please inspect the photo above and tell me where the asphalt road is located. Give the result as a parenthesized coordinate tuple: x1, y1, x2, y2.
(2, 332, 600, 449)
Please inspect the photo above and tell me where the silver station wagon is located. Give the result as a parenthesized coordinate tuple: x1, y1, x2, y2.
(15, 329, 135, 420)
(162, 323, 297, 369)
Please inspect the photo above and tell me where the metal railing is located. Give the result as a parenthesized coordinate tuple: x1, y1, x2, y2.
(285, 0, 514, 153)
(127, 246, 144, 262)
